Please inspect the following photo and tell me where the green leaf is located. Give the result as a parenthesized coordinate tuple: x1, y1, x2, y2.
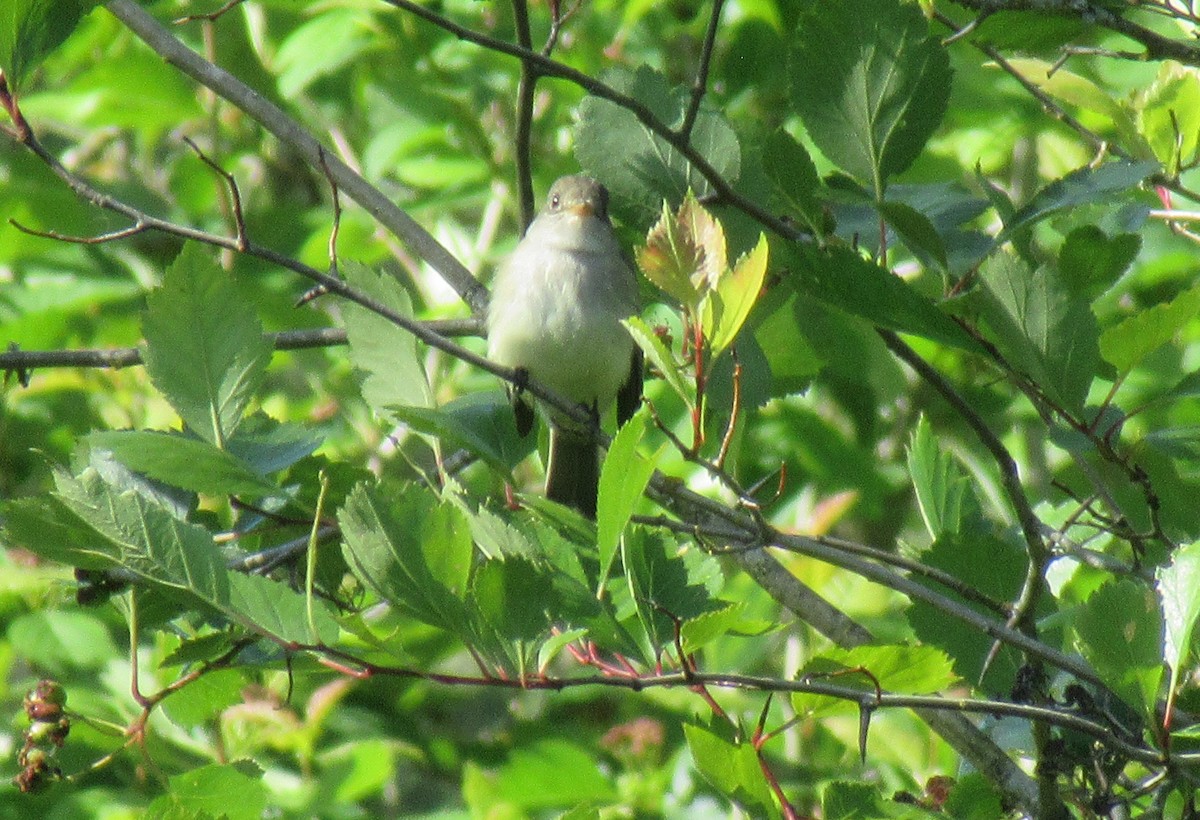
(275, 9, 375, 98)
(823, 781, 886, 820)
(0, 0, 99, 89)
(624, 315, 693, 407)
(793, 643, 957, 719)
(749, 288, 824, 398)
(142, 244, 272, 447)
(389, 393, 532, 477)
(341, 260, 432, 417)
(1157, 541, 1200, 722)
(976, 253, 1099, 413)
(1099, 281, 1200, 373)
(906, 532, 1026, 692)
(761, 128, 824, 235)
(163, 762, 266, 820)
(708, 233, 769, 355)
(228, 573, 338, 645)
(784, 243, 978, 352)
(471, 557, 556, 672)
(1059, 225, 1141, 301)
(679, 602, 748, 654)
(338, 481, 472, 635)
(906, 416, 981, 540)
(87, 430, 279, 497)
(1074, 579, 1164, 716)
(622, 528, 722, 656)
(596, 409, 655, 587)
(683, 723, 777, 818)
(575, 66, 740, 217)
(494, 739, 617, 808)
(789, 0, 951, 194)
(1137, 62, 1200, 174)
(637, 192, 724, 310)
(7, 609, 118, 675)
(997, 160, 1158, 245)
(876, 199, 947, 271)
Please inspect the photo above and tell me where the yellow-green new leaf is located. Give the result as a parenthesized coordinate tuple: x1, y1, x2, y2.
(707, 234, 769, 356)
(636, 193, 726, 311)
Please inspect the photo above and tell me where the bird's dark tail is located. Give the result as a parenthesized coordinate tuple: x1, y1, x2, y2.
(545, 429, 599, 519)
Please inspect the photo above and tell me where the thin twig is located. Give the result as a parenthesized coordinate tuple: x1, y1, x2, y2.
(680, 0, 725, 141)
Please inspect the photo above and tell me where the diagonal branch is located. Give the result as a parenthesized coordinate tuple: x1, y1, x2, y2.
(104, 0, 489, 315)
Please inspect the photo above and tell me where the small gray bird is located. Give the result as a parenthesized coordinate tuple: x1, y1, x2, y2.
(487, 175, 642, 518)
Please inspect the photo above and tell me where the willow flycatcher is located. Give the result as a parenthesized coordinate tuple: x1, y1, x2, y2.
(487, 174, 642, 518)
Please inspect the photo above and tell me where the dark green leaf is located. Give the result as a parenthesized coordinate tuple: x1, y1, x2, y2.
(998, 160, 1158, 245)
(390, 393, 533, 478)
(0, 0, 99, 89)
(789, 0, 951, 193)
(907, 416, 982, 539)
(338, 481, 472, 635)
(761, 129, 824, 234)
(1059, 225, 1141, 300)
(575, 66, 740, 218)
(783, 243, 978, 352)
(1074, 579, 1164, 716)
(976, 253, 1099, 413)
(876, 199, 947, 271)
(88, 430, 279, 497)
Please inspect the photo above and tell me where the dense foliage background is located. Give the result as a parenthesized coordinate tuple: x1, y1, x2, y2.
(5, 0, 1200, 816)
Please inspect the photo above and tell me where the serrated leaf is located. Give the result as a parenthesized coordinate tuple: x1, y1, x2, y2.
(164, 763, 266, 820)
(789, 0, 950, 193)
(622, 529, 722, 657)
(793, 643, 958, 720)
(142, 245, 272, 447)
(998, 160, 1158, 245)
(906, 416, 978, 540)
(88, 430, 279, 497)
(876, 199, 947, 271)
(1075, 579, 1164, 716)
(0, 0, 99, 89)
(228, 573, 337, 645)
(708, 234, 769, 355)
(575, 66, 740, 217)
(596, 409, 655, 586)
(338, 481, 472, 636)
(683, 723, 777, 817)
(784, 243, 978, 352)
(977, 253, 1099, 413)
(680, 602, 746, 654)
(341, 260, 432, 418)
(389, 393, 532, 477)
(1099, 281, 1200, 373)
(1157, 541, 1200, 724)
(1137, 63, 1200, 174)
(637, 193, 725, 310)
(43, 465, 337, 643)
(761, 129, 824, 235)
(823, 781, 885, 820)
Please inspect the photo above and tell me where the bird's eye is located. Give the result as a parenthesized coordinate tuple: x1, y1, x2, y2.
(550, 194, 561, 209)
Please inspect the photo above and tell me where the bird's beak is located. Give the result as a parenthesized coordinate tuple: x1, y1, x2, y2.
(568, 202, 595, 219)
